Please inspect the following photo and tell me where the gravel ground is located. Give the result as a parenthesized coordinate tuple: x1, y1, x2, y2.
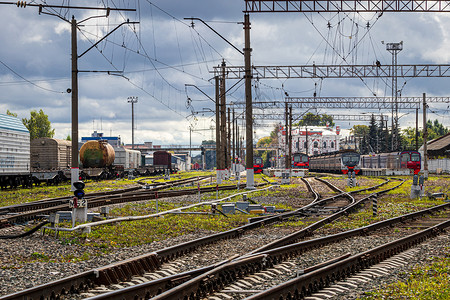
(0, 176, 448, 299)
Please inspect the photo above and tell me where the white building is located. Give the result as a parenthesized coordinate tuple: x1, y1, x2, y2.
(278, 125, 341, 156)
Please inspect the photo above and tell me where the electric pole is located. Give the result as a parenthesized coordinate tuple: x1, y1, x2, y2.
(244, 14, 254, 189)
(4, 2, 137, 223)
(423, 93, 428, 178)
(285, 102, 289, 169)
(128, 96, 138, 149)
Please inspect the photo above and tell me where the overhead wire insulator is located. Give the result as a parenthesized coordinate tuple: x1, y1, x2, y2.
(16, 1, 26, 7)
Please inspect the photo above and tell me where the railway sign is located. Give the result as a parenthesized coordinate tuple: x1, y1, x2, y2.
(69, 197, 87, 208)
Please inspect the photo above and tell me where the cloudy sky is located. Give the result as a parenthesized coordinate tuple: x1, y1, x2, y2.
(1, 0, 450, 147)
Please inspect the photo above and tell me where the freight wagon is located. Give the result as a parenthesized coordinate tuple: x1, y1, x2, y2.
(0, 114, 32, 188)
(0, 114, 178, 188)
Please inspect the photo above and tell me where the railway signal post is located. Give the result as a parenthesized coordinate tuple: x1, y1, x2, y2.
(71, 181, 87, 225)
(410, 175, 420, 199)
(347, 171, 355, 187)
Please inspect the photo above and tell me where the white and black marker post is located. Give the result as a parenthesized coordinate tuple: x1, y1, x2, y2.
(372, 194, 378, 216)
(197, 177, 201, 202)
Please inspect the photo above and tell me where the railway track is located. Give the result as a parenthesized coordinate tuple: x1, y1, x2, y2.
(103, 192, 450, 300)
(0, 176, 398, 299)
(0, 176, 236, 226)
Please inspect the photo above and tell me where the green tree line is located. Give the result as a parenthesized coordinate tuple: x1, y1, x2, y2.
(6, 109, 55, 140)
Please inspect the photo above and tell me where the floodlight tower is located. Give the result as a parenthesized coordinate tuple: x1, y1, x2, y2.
(128, 96, 138, 149)
(385, 41, 403, 151)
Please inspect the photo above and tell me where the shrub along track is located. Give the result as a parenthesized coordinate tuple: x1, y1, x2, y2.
(0, 176, 396, 299)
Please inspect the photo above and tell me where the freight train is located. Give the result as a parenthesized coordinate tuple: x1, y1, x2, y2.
(309, 150, 361, 174)
(0, 114, 176, 188)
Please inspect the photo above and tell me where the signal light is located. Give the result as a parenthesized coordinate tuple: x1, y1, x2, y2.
(17, 1, 27, 7)
(73, 181, 85, 199)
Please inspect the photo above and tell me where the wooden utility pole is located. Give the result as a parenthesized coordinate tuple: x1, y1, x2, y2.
(71, 17, 79, 171)
(227, 107, 231, 170)
(289, 105, 292, 169)
(215, 76, 221, 181)
(285, 102, 289, 169)
(232, 108, 236, 170)
(423, 93, 428, 178)
(244, 14, 254, 189)
(415, 107, 419, 150)
(219, 60, 227, 181)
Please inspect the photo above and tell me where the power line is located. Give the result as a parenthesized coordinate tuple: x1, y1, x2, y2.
(0, 59, 65, 93)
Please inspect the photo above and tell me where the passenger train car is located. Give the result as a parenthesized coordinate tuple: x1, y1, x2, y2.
(292, 152, 309, 169)
(360, 150, 421, 175)
(309, 150, 361, 174)
(253, 156, 264, 174)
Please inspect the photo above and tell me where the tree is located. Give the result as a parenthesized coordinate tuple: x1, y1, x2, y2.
(360, 135, 369, 154)
(66, 135, 71, 141)
(22, 109, 55, 140)
(6, 110, 17, 117)
(256, 136, 273, 147)
(350, 125, 369, 152)
(294, 113, 335, 127)
(368, 114, 378, 153)
(401, 119, 449, 150)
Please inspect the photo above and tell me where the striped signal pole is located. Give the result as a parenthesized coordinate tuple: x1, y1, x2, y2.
(372, 195, 378, 217)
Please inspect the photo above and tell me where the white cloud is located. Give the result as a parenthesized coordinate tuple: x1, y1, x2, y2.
(2, 1, 450, 149)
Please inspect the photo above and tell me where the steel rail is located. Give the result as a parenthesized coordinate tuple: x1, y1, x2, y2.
(0, 176, 211, 217)
(244, 177, 396, 255)
(246, 217, 450, 299)
(300, 177, 320, 202)
(149, 196, 450, 300)
(0, 180, 251, 225)
(0, 177, 392, 299)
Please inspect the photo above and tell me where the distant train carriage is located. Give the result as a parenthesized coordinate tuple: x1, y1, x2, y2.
(361, 150, 421, 174)
(0, 114, 31, 188)
(253, 156, 263, 174)
(153, 151, 177, 174)
(31, 138, 71, 170)
(292, 152, 309, 169)
(309, 150, 360, 174)
(30, 138, 72, 184)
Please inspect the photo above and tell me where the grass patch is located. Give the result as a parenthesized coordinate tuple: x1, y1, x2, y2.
(361, 257, 450, 300)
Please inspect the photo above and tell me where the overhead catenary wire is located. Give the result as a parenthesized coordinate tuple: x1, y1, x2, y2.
(0, 59, 65, 94)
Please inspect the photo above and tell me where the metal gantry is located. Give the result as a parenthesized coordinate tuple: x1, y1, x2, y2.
(244, 0, 450, 12)
(213, 64, 450, 79)
(231, 96, 450, 110)
(252, 113, 389, 122)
